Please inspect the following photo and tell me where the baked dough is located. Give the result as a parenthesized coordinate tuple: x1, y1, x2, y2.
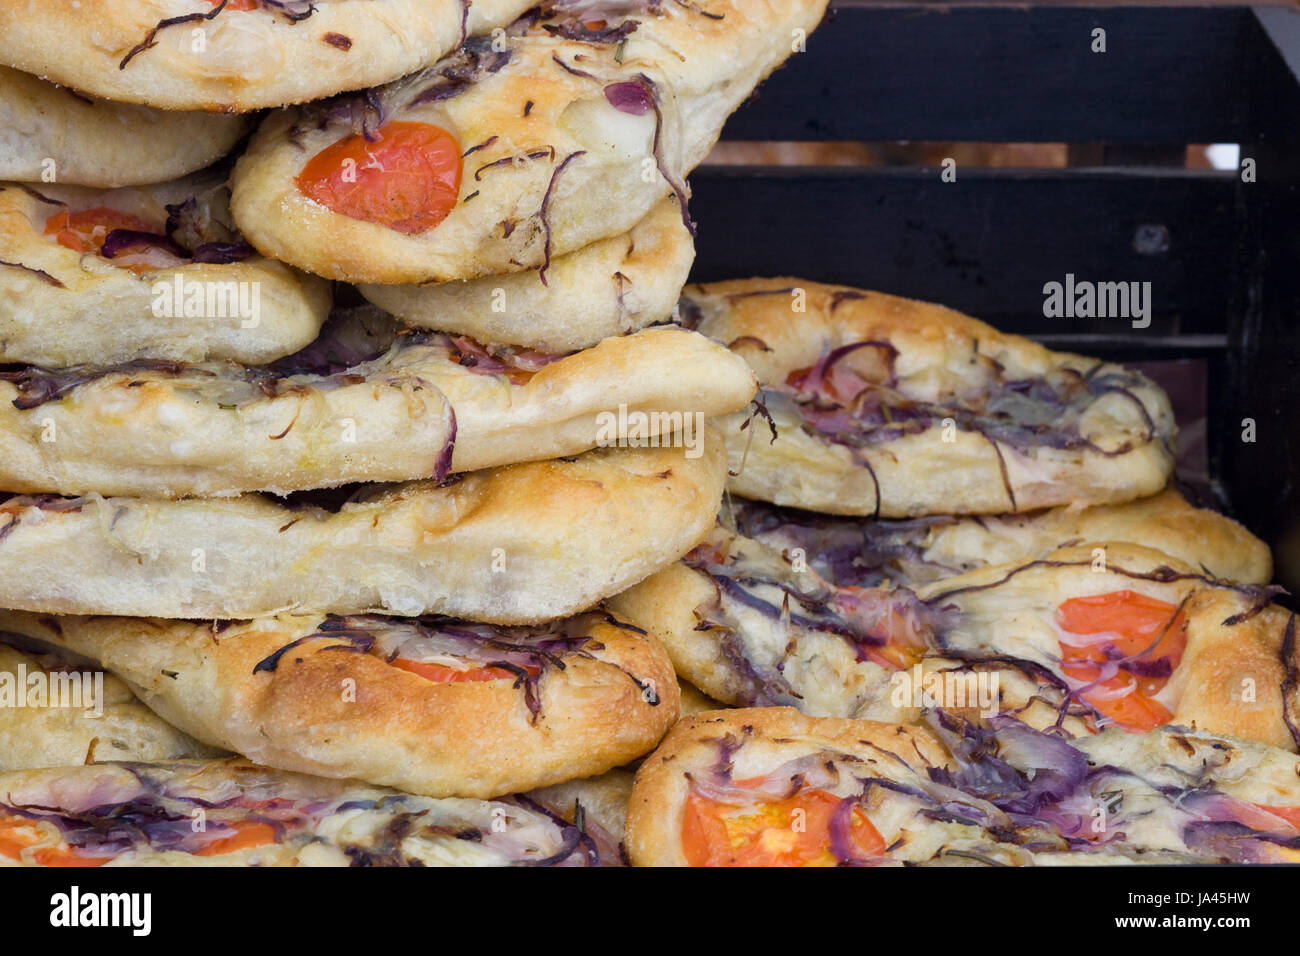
(524, 768, 636, 857)
(0, 0, 537, 111)
(0, 306, 752, 496)
(411, 321, 755, 475)
(0, 66, 252, 187)
(231, 0, 829, 282)
(0, 610, 679, 799)
(0, 308, 456, 497)
(732, 487, 1273, 587)
(683, 278, 1176, 516)
(626, 708, 1300, 866)
(359, 194, 695, 352)
(0, 439, 727, 622)
(920, 543, 1299, 751)
(0, 636, 220, 771)
(0, 176, 330, 367)
(613, 532, 1297, 749)
(0, 759, 621, 866)
(678, 678, 726, 716)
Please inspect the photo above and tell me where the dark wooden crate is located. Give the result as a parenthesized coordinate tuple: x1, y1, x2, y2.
(691, 1, 1300, 595)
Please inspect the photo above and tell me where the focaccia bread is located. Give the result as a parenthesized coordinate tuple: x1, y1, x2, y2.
(682, 278, 1175, 516)
(731, 488, 1272, 588)
(678, 678, 727, 716)
(0, 308, 456, 498)
(359, 193, 695, 352)
(626, 708, 1300, 866)
(612, 532, 1296, 749)
(526, 768, 636, 858)
(0, 176, 330, 367)
(0, 440, 726, 622)
(231, 0, 828, 283)
(0, 759, 621, 866)
(0, 66, 252, 188)
(0, 611, 678, 799)
(0, 636, 221, 771)
(0, 0, 536, 111)
(919, 543, 1297, 749)
(0, 306, 752, 497)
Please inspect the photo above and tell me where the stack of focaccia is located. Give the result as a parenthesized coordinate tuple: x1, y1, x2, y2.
(611, 280, 1300, 865)
(0, 0, 828, 866)
(0, 1, 1294, 868)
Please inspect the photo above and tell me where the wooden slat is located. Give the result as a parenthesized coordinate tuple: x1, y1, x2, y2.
(1220, 6, 1300, 596)
(721, 3, 1258, 143)
(686, 165, 1242, 336)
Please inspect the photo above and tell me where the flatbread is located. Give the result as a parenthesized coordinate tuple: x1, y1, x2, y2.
(524, 769, 636, 857)
(0, 175, 330, 367)
(0, 0, 537, 111)
(359, 193, 695, 352)
(0, 759, 621, 866)
(0, 635, 220, 771)
(730, 488, 1273, 588)
(0, 610, 679, 799)
(612, 533, 1296, 749)
(230, 0, 829, 282)
(0, 66, 252, 187)
(682, 278, 1176, 516)
(0, 439, 727, 622)
(0, 308, 456, 497)
(0, 306, 752, 496)
(626, 708, 1300, 865)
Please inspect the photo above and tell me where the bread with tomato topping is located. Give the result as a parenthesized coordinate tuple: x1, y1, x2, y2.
(0, 758, 623, 865)
(0, 610, 679, 799)
(230, 0, 829, 283)
(0, 175, 330, 367)
(612, 533, 1297, 750)
(627, 708, 1300, 866)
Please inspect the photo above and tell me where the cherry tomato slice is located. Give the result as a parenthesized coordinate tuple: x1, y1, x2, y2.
(296, 121, 462, 235)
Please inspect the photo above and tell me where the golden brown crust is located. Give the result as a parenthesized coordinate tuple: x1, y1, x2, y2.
(0, 177, 330, 366)
(1173, 590, 1297, 752)
(0, 440, 727, 622)
(359, 195, 695, 352)
(0, 66, 252, 187)
(625, 708, 947, 866)
(0, 0, 535, 111)
(231, 0, 828, 282)
(0, 611, 680, 799)
(686, 278, 1175, 516)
